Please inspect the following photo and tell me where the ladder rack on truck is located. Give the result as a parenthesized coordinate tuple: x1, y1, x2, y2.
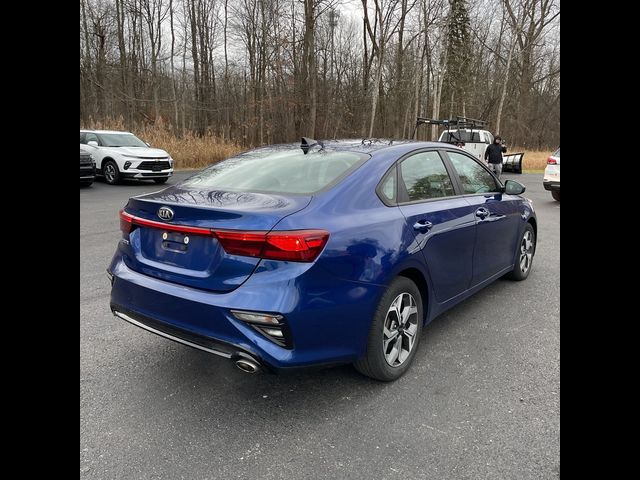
(412, 116, 524, 173)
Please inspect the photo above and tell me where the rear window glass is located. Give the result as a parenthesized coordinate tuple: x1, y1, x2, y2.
(553, 148, 560, 157)
(440, 131, 481, 143)
(181, 150, 368, 194)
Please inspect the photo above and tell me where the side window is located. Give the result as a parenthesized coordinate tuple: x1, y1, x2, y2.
(85, 133, 99, 145)
(447, 151, 498, 194)
(80, 132, 86, 144)
(377, 166, 396, 204)
(399, 151, 455, 202)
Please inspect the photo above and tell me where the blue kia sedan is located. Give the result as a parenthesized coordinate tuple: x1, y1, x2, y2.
(108, 139, 536, 381)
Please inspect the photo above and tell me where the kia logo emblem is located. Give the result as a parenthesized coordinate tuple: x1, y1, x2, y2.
(157, 206, 174, 221)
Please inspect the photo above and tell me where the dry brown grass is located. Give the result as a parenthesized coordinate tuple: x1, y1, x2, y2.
(517, 148, 554, 171)
(83, 117, 243, 169)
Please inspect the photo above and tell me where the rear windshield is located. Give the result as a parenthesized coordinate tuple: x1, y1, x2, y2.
(440, 131, 481, 143)
(181, 149, 369, 194)
(553, 148, 560, 157)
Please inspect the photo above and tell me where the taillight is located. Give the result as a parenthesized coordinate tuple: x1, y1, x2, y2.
(117, 210, 329, 262)
(216, 229, 329, 262)
(119, 210, 134, 234)
(547, 157, 557, 165)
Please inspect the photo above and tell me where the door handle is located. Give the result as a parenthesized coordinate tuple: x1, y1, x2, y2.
(475, 207, 490, 219)
(413, 220, 433, 232)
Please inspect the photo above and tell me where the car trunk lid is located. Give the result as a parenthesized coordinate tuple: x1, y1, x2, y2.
(121, 186, 312, 292)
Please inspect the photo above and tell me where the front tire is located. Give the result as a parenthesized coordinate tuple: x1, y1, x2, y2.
(102, 160, 121, 185)
(354, 277, 423, 381)
(551, 190, 560, 201)
(505, 223, 535, 281)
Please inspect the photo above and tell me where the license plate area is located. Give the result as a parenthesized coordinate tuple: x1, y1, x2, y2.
(161, 231, 190, 253)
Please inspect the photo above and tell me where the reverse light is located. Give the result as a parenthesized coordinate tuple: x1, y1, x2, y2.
(231, 310, 291, 348)
(230, 310, 283, 325)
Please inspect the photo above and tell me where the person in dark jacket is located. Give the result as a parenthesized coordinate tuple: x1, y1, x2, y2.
(484, 136, 507, 178)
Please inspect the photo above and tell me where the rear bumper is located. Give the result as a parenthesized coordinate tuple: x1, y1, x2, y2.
(111, 305, 266, 367)
(543, 180, 560, 191)
(108, 253, 384, 371)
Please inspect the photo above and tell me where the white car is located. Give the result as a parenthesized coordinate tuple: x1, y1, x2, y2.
(80, 129, 174, 185)
(438, 128, 494, 163)
(543, 148, 560, 201)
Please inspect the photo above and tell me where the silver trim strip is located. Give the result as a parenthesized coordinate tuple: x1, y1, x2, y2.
(113, 310, 232, 358)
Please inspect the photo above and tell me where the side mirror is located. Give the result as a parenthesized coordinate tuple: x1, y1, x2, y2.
(87, 140, 98, 147)
(504, 179, 526, 195)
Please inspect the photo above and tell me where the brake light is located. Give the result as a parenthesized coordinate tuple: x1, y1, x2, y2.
(216, 229, 329, 262)
(119, 210, 134, 234)
(547, 157, 557, 165)
(117, 210, 329, 262)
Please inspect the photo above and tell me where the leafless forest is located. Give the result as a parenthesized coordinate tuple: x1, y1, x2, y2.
(80, 0, 559, 149)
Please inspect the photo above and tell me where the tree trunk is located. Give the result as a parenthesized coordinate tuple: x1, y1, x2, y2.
(495, 37, 515, 135)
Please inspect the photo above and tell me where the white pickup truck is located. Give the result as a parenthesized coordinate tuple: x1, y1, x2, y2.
(438, 129, 494, 163)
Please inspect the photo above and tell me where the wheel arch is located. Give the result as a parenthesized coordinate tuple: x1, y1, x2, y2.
(527, 216, 537, 238)
(396, 267, 431, 325)
(100, 156, 117, 171)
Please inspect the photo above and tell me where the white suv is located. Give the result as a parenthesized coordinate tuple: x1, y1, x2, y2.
(80, 130, 174, 185)
(543, 148, 560, 201)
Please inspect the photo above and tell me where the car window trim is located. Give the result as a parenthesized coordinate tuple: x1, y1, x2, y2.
(375, 147, 462, 207)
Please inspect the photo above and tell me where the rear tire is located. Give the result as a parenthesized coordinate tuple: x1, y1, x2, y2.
(103, 160, 121, 185)
(153, 178, 169, 184)
(354, 277, 423, 381)
(551, 190, 560, 201)
(505, 223, 535, 281)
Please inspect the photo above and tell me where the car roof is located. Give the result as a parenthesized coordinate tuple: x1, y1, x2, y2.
(80, 129, 134, 135)
(246, 139, 446, 155)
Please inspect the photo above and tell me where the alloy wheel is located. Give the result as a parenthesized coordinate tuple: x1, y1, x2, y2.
(104, 164, 116, 183)
(383, 293, 418, 367)
(519, 230, 534, 274)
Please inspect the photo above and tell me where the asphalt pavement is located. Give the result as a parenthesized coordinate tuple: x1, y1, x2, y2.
(80, 171, 560, 479)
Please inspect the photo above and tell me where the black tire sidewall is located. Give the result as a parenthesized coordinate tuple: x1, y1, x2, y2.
(358, 277, 423, 381)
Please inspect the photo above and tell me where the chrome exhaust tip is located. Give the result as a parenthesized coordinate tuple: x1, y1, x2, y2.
(235, 358, 260, 374)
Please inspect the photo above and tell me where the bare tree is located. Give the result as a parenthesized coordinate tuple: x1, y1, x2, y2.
(79, 0, 560, 149)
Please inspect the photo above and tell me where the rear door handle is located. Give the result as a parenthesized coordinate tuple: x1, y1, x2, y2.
(413, 220, 433, 232)
(475, 207, 490, 219)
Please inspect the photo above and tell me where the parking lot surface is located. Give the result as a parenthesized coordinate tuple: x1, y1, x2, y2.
(80, 172, 559, 479)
